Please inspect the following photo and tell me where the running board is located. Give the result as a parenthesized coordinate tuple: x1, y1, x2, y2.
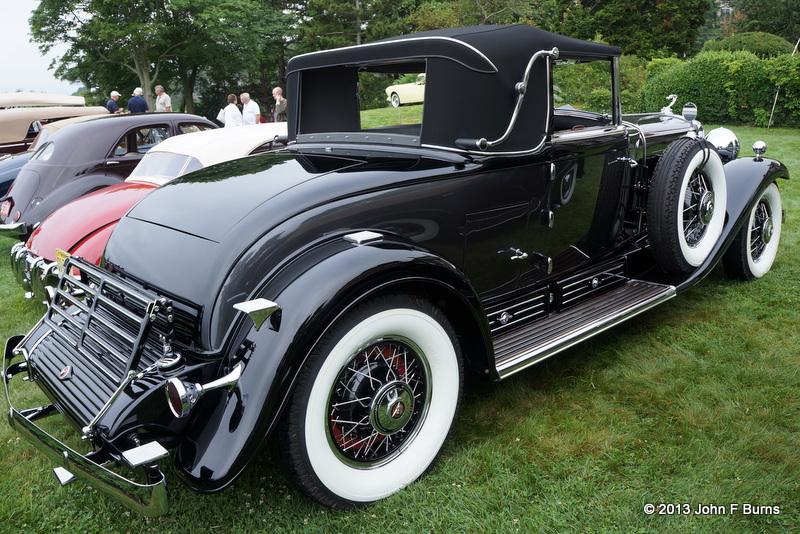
(494, 280, 675, 379)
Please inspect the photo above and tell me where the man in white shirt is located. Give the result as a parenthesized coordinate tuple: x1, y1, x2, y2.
(223, 94, 243, 127)
(155, 85, 172, 112)
(240, 93, 261, 125)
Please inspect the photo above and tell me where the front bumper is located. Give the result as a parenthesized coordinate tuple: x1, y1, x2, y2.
(3, 335, 170, 516)
(9, 242, 59, 299)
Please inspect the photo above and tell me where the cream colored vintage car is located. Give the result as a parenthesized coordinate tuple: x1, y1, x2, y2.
(384, 73, 425, 107)
(0, 92, 108, 154)
(0, 92, 88, 108)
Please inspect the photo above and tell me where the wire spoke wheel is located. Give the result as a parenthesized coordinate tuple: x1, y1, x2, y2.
(328, 339, 429, 466)
(723, 182, 782, 280)
(682, 169, 715, 247)
(277, 295, 463, 509)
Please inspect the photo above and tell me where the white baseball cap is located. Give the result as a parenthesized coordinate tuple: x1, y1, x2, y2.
(110, 90, 121, 97)
(133, 87, 143, 96)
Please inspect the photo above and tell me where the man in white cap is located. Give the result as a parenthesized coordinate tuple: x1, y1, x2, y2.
(106, 90, 122, 114)
(128, 87, 149, 114)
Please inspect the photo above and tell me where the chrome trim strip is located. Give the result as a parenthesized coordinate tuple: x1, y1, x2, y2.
(0, 222, 26, 237)
(297, 132, 419, 147)
(422, 135, 549, 157)
(552, 125, 626, 143)
(290, 36, 499, 74)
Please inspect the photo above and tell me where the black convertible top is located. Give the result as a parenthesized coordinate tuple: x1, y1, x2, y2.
(287, 25, 621, 74)
(287, 25, 621, 153)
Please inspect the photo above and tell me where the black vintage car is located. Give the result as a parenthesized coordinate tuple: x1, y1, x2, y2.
(2, 25, 788, 515)
(0, 112, 216, 239)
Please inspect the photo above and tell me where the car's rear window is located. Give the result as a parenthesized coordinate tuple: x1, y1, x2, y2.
(127, 151, 200, 184)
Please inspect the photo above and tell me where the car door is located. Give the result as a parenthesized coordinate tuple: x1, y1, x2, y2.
(536, 127, 629, 276)
(463, 164, 549, 298)
(100, 124, 171, 178)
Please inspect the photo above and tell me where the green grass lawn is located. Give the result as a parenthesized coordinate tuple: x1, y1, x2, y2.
(0, 126, 797, 533)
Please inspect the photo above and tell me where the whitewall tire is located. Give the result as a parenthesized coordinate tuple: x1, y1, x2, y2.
(723, 182, 782, 280)
(278, 295, 463, 509)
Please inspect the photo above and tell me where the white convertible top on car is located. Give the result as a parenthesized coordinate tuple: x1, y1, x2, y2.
(125, 122, 288, 186)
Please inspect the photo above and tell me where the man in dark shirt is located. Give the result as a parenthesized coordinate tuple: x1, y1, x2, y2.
(128, 88, 149, 114)
(106, 90, 122, 114)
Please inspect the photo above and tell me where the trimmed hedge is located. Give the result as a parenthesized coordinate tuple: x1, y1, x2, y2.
(643, 51, 800, 127)
(703, 32, 795, 59)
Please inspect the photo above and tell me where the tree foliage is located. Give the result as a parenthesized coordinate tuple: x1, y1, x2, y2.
(644, 50, 800, 127)
(29, 0, 287, 112)
(28, 0, 798, 127)
(728, 0, 800, 46)
(581, 0, 713, 58)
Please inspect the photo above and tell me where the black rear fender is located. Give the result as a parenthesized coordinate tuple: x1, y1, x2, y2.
(174, 232, 492, 492)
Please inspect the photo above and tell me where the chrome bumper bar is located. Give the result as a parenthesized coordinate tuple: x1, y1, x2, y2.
(3, 335, 169, 516)
(9, 242, 59, 299)
(0, 222, 26, 237)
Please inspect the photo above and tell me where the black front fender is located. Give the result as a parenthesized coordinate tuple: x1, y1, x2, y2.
(675, 156, 789, 292)
(173, 233, 490, 492)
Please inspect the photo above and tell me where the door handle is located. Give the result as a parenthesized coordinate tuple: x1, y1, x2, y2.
(498, 248, 529, 261)
(105, 160, 120, 166)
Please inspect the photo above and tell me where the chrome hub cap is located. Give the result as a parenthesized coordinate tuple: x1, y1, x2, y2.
(761, 217, 774, 244)
(371, 381, 415, 434)
(699, 191, 715, 225)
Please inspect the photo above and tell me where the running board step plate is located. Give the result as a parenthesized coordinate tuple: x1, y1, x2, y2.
(494, 280, 675, 379)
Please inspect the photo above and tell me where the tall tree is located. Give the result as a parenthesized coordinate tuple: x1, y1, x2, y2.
(30, 0, 178, 107)
(729, 0, 800, 46)
(581, 0, 713, 58)
(297, 0, 420, 52)
(29, 0, 289, 111)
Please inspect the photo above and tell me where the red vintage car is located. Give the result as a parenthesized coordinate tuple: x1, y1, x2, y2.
(12, 122, 287, 298)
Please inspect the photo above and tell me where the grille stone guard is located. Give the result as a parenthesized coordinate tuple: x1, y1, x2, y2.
(44, 256, 179, 437)
(47, 256, 175, 381)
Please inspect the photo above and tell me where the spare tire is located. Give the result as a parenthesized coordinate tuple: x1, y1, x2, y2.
(647, 137, 727, 274)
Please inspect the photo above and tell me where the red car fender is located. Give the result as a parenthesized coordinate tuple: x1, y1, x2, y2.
(26, 181, 156, 262)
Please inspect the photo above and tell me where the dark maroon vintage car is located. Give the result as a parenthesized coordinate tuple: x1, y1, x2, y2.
(3, 25, 787, 515)
(0, 112, 216, 239)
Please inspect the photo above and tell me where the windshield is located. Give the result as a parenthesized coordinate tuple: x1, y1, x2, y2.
(126, 151, 203, 185)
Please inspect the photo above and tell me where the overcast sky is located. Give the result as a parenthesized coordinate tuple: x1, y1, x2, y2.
(1, 0, 83, 95)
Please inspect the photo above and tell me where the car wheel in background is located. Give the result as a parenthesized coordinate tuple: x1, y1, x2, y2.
(723, 182, 782, 281)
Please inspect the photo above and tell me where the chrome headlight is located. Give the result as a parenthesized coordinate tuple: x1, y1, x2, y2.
(705, 127, 740, 163)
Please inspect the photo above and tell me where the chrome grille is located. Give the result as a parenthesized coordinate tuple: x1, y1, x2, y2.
(44, 257, 174, 384)
(27, 256, 199, 426)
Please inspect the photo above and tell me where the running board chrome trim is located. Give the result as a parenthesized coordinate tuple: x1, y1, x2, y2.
(494, 280, 675, 379)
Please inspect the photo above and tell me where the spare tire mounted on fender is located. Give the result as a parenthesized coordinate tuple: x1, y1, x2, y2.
(647, 137, 727, 274)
